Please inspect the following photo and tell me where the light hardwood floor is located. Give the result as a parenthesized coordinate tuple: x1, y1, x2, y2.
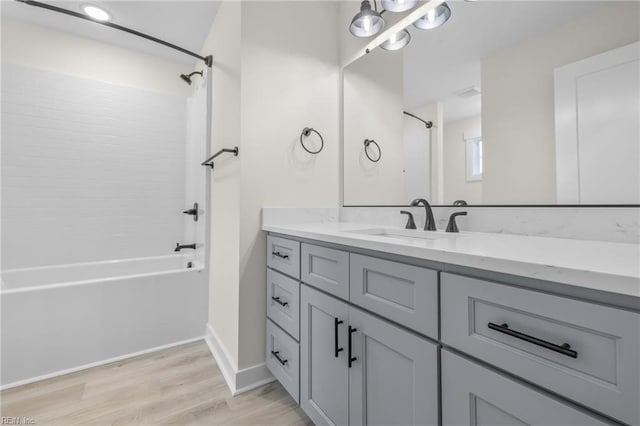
(0, 341, 311, 425)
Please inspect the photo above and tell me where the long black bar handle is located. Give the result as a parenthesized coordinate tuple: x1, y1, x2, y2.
(272, 251, 289, 260)
(271, 296, 288, 307)
(271, 350, 288, 366)
(334, 318, 344, 358)
(488, 322, 578, 359)
(348, 326, 358, 368)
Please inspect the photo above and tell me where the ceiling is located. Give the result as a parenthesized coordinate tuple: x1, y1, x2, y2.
(403, 1, 606, 122)
(1, 1, 221, 65)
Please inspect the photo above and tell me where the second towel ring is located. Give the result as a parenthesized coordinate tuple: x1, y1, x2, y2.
(364, 139, 381, 162)
(300, 127, 324, 154)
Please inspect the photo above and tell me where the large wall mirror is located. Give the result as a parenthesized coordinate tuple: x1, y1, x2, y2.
(343, 1, 639, 206)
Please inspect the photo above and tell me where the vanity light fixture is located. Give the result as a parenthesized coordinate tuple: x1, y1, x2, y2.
(413, 2, 451, 30)
(380, 29, 412, 51)
(381, 0, 419, 13)
(350, 0, 385, 37)
(81, 4, 111, 21)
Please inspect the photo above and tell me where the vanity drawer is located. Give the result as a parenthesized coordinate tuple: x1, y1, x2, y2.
(442, 349, 607, 426)
(301, 243, 349, 300)
(267, 235, 300, 279)
(266, 268, 300, 340)
(350, 254, 438, 339)
(266, 318, 300, 403)
(441, 272, 640, 425)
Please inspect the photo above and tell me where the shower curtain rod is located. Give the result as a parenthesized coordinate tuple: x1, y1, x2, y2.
(403, 111, 433, 129)
(15, 0, 213, 67)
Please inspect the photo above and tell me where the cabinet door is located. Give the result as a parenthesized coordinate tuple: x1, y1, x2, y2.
(442, 349, 607, 426)
(349, 306, 439, 426)
(300, 284, 349, 426)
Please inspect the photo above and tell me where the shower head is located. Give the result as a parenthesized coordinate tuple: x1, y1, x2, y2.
(180, 71, 203, 85)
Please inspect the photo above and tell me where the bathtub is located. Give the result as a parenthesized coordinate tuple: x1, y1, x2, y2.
(0, 255, 208, 388)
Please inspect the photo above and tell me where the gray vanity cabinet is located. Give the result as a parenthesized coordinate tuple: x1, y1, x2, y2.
(268, 232, 636, 425)
(301, 243, 350, 300)
(442, 349, 606, 426)
(348, 306, 438, 426)
(301, 283, 438, 426)
(300, 284, 350, 426)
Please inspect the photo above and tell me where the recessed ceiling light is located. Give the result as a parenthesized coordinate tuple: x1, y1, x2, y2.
(81, 5, 111, 21)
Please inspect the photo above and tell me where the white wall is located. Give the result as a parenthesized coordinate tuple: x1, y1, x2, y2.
(1, 18, 191, 98)
(203, 1, 340, 374)
(481, 3, 640, 204)
(237, 1, 340, 369)
(443, 115, 482, 204)
(343, 49, 405, 205)
(201, 1, 242, 369)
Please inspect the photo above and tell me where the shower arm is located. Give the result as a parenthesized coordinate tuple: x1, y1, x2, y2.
(14, 0, 213, 67)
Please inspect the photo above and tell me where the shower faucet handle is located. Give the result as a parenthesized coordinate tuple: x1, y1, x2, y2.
(182, 203, 199, 222)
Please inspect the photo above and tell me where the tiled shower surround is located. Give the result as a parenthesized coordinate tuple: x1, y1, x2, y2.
(1, 63, 188, 269)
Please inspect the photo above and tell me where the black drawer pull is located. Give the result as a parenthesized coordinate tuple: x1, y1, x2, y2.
(271, 296, 289, 307)
(271, 350, 288, 366)
(348, 326, 358, 368)
(272, 251, 289, 260)
(488, 322, 578, 359)
(334, 318, 344, 358)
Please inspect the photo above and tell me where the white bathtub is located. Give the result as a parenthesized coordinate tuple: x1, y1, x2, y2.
(0, 255, 208, 388)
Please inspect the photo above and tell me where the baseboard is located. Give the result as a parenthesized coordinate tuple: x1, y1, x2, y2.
(236, 363, 275, 394)
(0, 336, 204, 391)
(205, 323, 274, 396)
(205, 323, 238, 392)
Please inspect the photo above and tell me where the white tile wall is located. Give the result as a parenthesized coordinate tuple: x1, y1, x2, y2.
(1, 64, 187, 269)
(184, 73, 208, 267)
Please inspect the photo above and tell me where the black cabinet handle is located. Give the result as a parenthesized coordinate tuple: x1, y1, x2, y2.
(272, 251, 289, 260)
(348, 326, 358, 368)
(334, 318, 344, 358)
(271, 350, 288, 365)
(271, 296, 289, 307)
(488, 322, 578, 359)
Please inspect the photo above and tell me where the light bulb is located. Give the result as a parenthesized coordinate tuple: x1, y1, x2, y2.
(362, 16, 372, 32)
(427, 8, 436, 23)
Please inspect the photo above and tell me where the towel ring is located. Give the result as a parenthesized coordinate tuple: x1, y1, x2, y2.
(364, 139, 381, 162)
(300, 127, 324, 154)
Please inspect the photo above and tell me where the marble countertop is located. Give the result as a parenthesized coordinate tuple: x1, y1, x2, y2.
(263, 222, 640, 298)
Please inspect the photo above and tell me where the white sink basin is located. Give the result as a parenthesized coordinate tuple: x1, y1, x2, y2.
(348, 228, 464, 240)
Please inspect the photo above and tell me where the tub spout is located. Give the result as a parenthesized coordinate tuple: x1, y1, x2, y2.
(175, 243, 197, 252)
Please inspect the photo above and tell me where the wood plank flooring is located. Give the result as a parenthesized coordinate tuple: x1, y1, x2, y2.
(0, 341, 311, 425)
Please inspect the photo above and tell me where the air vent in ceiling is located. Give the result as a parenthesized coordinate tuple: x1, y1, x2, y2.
(455, 86, 482, 98)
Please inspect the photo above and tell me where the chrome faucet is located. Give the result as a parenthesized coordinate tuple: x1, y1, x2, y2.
(174, 243, 197, 252)
(410, 198, 437, 231)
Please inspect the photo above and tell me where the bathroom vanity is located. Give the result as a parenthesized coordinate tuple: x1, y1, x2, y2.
(263, 223, 639, 426)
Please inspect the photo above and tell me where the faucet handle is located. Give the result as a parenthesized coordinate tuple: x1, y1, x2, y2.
(400, 211, 417, 230)
(446, 212, 467, 233)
